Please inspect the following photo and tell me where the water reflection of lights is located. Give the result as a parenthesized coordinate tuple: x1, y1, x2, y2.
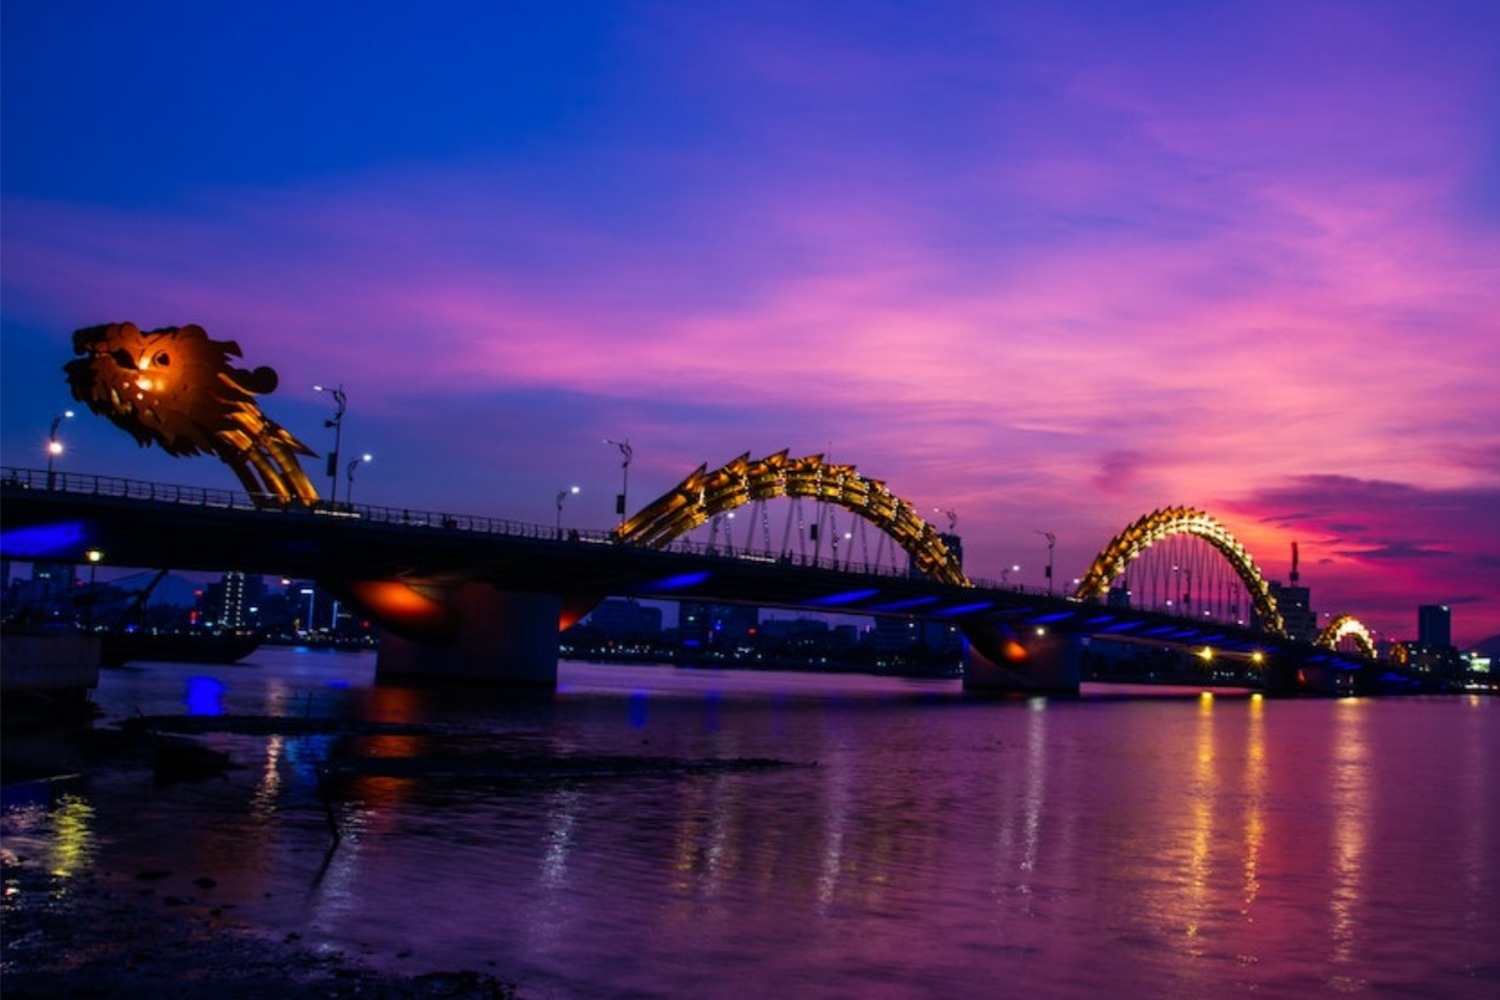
(817, 749, 852, 910)
(1182, 691, 1217, 947)
(1329, 699, 1369, 967)
(309, 805, 371, 924)
(991, 696, 1048, 916)
(184, 675, 228, 715)
(1242, 694, 1265, 909)
(1021, 697, 1047, 885)
(541, 788, 580, 886)
(249, 734, 286, 819)
(2, 793, 99, 879)
(48, 794, 97, 878)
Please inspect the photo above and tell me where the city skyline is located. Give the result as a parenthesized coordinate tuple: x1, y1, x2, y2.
(3, 2, 1498, 645)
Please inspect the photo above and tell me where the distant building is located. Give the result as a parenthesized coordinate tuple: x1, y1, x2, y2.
(1268, 541, 1317, 641)
(868, 616, 921, 651)
(679, 602, 758, 647)
(867, 616, 961, 654)
(7, 561, 76, 622)
(584, 599, 663, 638)
(1418, 604, 1452, 648)
(1394, 641, 1466, 680)
(30, 560, 75, 609)
(757, 617, 828, 641)
(1268, 580, 1316, 642)
(203, 571, 248, 628)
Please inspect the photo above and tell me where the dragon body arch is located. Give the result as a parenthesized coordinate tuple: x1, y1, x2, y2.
(1074, 505, 1285, 637)
(614, 450, 970, 587)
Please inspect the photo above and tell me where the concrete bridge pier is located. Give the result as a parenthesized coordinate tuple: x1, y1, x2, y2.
(962, 624, 1086, 696)
(374, 583, 561, 687)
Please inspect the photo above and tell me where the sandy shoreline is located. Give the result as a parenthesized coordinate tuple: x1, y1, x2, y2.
(2, 853, 521, 998)
(2, 720, 525, 999)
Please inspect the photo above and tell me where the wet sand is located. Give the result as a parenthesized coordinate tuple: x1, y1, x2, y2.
(2, 723, 522, 999)
(2, 857, 519, 998)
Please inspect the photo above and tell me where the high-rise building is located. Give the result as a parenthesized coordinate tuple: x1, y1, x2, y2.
(203, 571, 253, 627)
(1418, 604, 1452, 648)
(1269, 581, 1316, 642)
(1268, 542, 1318, 642)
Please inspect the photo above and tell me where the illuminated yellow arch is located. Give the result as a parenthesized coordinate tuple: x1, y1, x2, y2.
(1074, 506, 1285, 636)
(614, 450, 970, 586)
(1317, 614, 1376, 657)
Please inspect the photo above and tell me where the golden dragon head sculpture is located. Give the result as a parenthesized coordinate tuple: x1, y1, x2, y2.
(64, 321, 319, 503)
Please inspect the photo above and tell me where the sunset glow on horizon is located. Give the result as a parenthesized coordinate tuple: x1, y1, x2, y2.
(3, 2, 1497, 644)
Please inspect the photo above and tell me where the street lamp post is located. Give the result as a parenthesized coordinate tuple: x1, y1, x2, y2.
(47, 410, 74, 488)
(934, 508, 957, 533)
(85, 549, 103, 628)
(1035, 531, 1056, 595)
(345, 454, 372, 506)
(605, 439, 632, 526)
(556, 485, 580, 537)
(314, 384, 347, 504)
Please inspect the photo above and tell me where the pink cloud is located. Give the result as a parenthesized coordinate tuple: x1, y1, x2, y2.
(1222, 476, 1500, 645)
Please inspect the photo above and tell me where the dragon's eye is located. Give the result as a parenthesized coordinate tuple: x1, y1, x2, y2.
(154, 351, 171, 367)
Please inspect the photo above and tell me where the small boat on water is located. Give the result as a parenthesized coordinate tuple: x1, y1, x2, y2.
(100, 627, 263, 667)
(94, 567, 263, 667)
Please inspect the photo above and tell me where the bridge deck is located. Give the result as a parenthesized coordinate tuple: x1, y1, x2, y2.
(2, 467, 1367, 671)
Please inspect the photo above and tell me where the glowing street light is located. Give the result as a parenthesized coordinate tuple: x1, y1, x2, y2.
(605, 438, 632, 526)
(556, 485, 580, 536)
(345, 453, 372, 506)
(85, 549, 103, 627)
(934, 508, 957, 533)
(314, 384, 347, 504)
(47, 410, 74, 487)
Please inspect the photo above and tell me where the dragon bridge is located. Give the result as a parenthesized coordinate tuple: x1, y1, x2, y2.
(1074, 506, 1285, 636)
(1317, 614, 1377, 657)
(613, 450, 970, 587)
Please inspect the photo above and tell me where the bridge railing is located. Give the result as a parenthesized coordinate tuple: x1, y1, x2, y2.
(2, 466, 574, 541)
(5, 466, 270, 511)
(3, 466, 1060, 593)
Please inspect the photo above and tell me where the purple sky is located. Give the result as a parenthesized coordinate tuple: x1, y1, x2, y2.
(4, 2, 1498, 645)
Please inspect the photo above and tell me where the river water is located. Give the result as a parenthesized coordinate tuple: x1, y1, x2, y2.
(4, 646, 1498, 998)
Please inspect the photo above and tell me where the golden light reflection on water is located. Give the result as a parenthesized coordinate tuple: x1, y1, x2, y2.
(1144, 692, 1269, 962)
(47, 794, 96, 878)
(1328, 698, 1370, 967)
(1242, 694, 1265, 911)
(249, 733, 285, 820)
(1180, 692, 1216, 948)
